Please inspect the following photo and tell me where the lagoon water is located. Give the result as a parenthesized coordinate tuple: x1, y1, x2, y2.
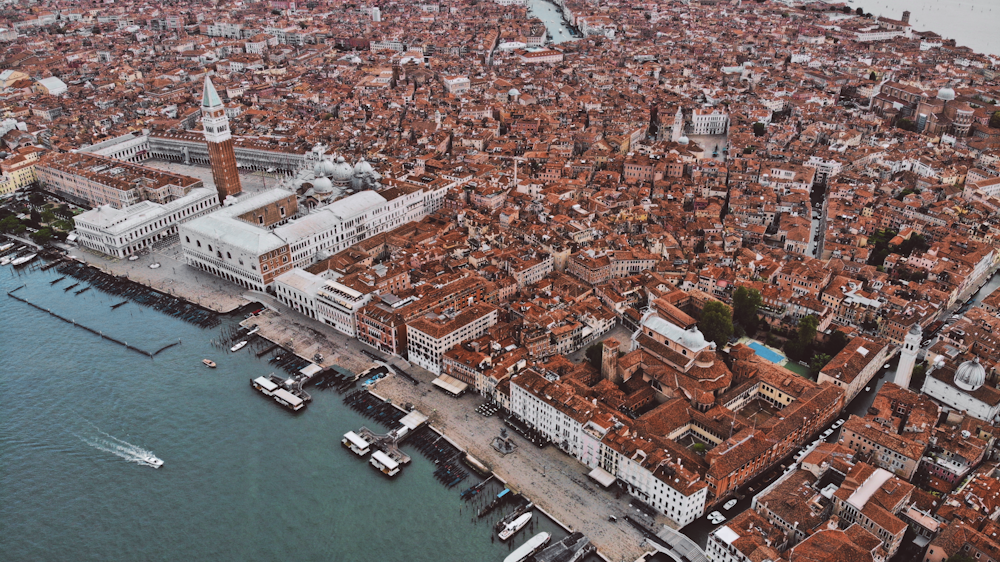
(855, 0, 1000, 57)
(0, 263, 577, 561)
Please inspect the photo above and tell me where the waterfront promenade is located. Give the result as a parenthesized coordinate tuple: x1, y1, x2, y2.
(67, 240, 248, 313)
(375, 373, 662, 562)
(49, 250, 667, 561)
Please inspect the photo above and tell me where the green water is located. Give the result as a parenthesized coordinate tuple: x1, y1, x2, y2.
(0, 263, 575, 561)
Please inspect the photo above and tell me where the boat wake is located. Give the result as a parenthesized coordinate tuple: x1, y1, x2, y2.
(76, 423, 163, 468)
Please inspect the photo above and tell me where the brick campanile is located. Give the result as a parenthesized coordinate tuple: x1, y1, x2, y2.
(201, 76, 242, 203)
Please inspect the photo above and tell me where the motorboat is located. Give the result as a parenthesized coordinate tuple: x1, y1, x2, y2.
(128, 255, 139, 261)
(139, 453, 163, 468)
(884, 363, 891, 369)
(246, 326, 260, 335)
(832, 419, 844, 428)
(11, 253, 37, 266)
(148, 263, 161, 269)
(504, 532, 551, 562)
(231, 341, 248, 352)
(202, 359, 217, 368)
(723, 499, 738, 510)
(707, 511, 726, 524)
(499, 512, 532, 541)
(0, 242, 13, 252)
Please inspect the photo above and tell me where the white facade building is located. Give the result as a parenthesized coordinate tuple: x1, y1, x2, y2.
(74, 188, 218, 257)
(690, 108, 729, 135)
(407, 305, 498, 375)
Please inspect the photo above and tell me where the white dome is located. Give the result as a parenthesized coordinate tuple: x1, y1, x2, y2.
(508, 88, 520, 97)
(954, 358, 986, 391)
(314, 159, 335, 177)
(312, 176, 334, 194)
(678, 136, 690, 145)
(354, 158, 375, 176)
(330, 156, 353, 184)
(937, 87, 956, 101)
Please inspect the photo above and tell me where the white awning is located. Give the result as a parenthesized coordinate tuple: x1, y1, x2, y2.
(588, 467, 616, 487)
(432, 374, 469, 396)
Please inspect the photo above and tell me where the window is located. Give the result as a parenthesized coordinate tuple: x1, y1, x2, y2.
(186, 236, 190, 243)
(197, 240, 201, 247)
(208, 245, 213, 252)
(227, 252, 232, 259)
(258, 216, 264, 225)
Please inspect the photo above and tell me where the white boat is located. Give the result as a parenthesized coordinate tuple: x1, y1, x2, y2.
(723, 499, 738, 510)
(883, 363, 891, 369)
(11, 253, 37, 266)
(0, 242, 13, 252)
(499, 512, 532, 541)
(707, 511, 726, 524)
(0, 256, 11, 265)
(832, 419, 844, 428)
(127, 255, 139, 261)
(138, 453, 163, 468)
(230, 340, 248, 352)
(148, 263, 161, 269)
(246, 326, 260, 335)
(504, 532, 551, 562)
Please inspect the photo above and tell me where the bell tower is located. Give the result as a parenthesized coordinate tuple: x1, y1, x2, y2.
(895, 324, 921, 389)
(201, 76, 242, 203)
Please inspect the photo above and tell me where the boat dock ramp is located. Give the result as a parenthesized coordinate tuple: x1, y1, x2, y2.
(341, 408, 428, 477)
(533, 532, 594, 562)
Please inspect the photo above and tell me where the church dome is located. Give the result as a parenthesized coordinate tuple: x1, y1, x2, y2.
(508, 88, 520, 98)
(678, 136, 690, 145)
(954, 358, 986, 391)
(314, 159, 335, 177)
(330, 156, 353, 185)
(936, 87, 956, 101)
(312, 176, 334, 194)
(354, 158, 375, 176)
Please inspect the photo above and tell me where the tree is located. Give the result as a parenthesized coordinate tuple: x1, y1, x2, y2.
(752, 122, 766, 137)
(732, 286, 763, 334)
(797, 315, 819, 347)
(897, 118, 917, 132)
(990, 111, 1000, 130)
(809, 353, 831, 378)
(946, 555, 976, 562)
(855, 6, 864, 16)
(30, 228, 52, 245)
(699, 301, 734, 347)
(841, 5, 851, 14)
(822, 330, 851, 357)
(0, 216, 20, 233)
(869, 71, 877, 81)
(585, 343, 603, 371)
(29, 208, 41, 226)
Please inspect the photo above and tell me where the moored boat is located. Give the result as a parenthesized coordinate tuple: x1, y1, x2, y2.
(11, 253, 37, 266)
(230, 340, 248, 352)
(498, 512, 532, 541)
(504, 532, 551, 562)
(202, 359, 216, 368)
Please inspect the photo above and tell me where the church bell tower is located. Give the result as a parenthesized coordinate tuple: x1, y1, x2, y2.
(201, 76, 242, 203)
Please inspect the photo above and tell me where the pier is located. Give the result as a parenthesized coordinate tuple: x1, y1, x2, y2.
(344, 408, 428, 475)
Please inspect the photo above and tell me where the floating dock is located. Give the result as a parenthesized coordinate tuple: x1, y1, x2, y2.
(251, 374, 308, 412)
(345, 409, 428, 476)
(534, 532, 594, 562)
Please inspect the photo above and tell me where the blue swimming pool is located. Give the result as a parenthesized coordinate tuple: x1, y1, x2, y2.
(747, 341, 786, 364)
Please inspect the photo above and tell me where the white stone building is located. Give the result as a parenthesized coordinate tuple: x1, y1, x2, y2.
(74, 188, 218, 258)
(406, 304, 498, 375)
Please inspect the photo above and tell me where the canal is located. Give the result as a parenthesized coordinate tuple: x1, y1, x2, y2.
(525, 0, 577, 44)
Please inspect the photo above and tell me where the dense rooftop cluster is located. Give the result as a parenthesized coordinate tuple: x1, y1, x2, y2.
(5, 0, 1000, 559)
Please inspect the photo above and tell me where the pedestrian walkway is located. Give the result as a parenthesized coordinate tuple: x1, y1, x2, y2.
(654, 525, 709, 562)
